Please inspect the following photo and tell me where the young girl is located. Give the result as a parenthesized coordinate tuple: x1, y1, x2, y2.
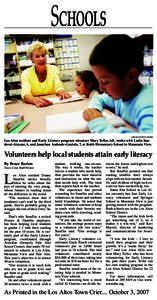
(75, 70, 100, 99)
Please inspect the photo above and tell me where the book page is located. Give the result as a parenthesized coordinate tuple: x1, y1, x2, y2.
(0, 0, 156, 298)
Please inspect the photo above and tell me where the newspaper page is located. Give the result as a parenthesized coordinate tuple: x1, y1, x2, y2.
(0, 0, 156, 299)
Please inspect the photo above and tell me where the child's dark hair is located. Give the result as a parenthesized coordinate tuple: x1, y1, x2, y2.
(76, 70, 100, 92)
(89, 34, 144, 79)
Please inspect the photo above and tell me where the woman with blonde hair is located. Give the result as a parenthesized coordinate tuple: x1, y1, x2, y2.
(21, 41, 71, 107)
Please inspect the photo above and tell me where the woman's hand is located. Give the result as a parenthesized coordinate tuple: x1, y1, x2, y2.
(33, 97, 53, 108)
(23, 94, 52, 107)
(83, 108, 103, 122)
(57, 91, 72, 100)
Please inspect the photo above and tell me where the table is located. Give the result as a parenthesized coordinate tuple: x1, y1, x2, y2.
(5, 95, 137, 133)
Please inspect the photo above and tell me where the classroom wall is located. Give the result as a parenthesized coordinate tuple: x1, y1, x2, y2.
(61, 34, 106, 92)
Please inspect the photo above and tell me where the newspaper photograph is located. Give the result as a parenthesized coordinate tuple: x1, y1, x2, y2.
(0, 0, 156, 298)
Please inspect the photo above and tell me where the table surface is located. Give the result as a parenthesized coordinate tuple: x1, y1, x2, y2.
(5, 94, 137, 133)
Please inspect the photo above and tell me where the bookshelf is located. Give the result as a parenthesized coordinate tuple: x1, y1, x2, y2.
(135, 34, 153, 86)
(4, 36, 21, 98)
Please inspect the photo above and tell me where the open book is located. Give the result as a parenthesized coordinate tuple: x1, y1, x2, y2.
(46, 93, 83, 105)
(46, 110, 125, 133)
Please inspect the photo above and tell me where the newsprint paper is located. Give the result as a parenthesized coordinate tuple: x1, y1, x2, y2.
(0, 0, 157, 299)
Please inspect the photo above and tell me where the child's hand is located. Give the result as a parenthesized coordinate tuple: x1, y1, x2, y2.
(83, 108, 103, 122)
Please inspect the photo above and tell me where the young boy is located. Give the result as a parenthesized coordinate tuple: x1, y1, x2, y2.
(83, 35, 153, 133)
